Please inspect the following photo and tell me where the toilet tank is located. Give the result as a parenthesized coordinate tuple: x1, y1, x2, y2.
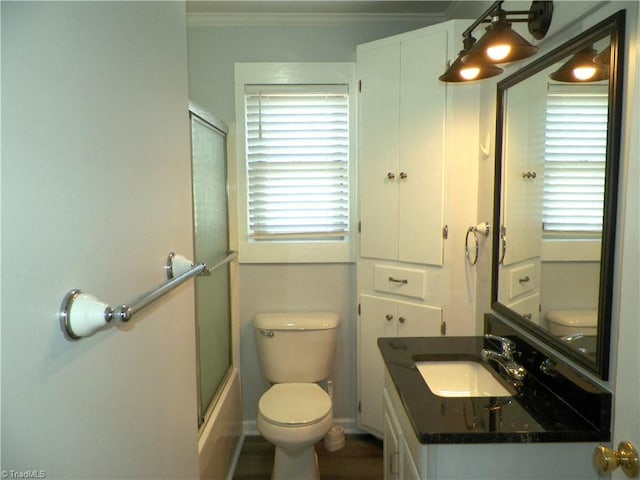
(545, 309, 598, 336)
(253, 312, 340, 383)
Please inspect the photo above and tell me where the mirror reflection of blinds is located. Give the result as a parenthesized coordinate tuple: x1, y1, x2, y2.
(543, 84, 608, 233)
(244, 85, 349, 241)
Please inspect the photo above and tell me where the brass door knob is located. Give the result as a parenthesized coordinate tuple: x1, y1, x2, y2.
(593, 441, 639, 477)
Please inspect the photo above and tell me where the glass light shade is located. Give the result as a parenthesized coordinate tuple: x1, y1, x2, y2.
(549, 46, 609, 82)
(462, 21, 538, 65)
(439, 55, 503, 82)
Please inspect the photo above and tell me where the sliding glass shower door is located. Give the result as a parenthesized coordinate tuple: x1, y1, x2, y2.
(189, 106, 231, 427)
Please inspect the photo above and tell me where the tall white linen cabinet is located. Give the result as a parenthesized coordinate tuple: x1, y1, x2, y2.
(356, 19, 482, 436)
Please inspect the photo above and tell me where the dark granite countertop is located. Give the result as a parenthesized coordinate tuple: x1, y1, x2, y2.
(378, 335, 611, 444)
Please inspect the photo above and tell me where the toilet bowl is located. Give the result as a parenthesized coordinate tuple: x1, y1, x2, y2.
(253, 312, 340, 480)
(257, 383, 333, 480)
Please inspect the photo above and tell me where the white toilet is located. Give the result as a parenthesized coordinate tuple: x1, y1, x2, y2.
(253, 312, 340, 480)
(546, 309, 598, 337)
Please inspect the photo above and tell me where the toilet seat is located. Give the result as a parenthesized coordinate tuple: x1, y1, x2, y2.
(259, 383, 332, 427)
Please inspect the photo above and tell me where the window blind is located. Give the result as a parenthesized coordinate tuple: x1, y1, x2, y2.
(543, 85, 608, 233)
(244, 85, 349, 241)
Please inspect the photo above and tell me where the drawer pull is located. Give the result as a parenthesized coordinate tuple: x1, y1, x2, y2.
(388, 276, 408, 285)
(518, 276, 530, 284)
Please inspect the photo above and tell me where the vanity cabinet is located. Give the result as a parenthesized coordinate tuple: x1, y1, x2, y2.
(383, 367, 602, 480)
(359, 294, 442, 435)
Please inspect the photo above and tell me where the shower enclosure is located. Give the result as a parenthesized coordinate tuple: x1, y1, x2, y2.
(189, 104, 232, 427)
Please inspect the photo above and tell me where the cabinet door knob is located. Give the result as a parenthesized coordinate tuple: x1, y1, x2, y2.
(387, 172, 396, 180)
(399, 171, 408, 179)
(398, 317, 406, 324)
(385, 314, 394, 322)
(593, 441, 639, 477)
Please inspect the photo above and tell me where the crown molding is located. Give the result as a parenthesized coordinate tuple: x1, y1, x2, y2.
(187, 12, 447, 28)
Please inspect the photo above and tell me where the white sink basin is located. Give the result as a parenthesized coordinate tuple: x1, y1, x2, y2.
(415, 360, 513, 398)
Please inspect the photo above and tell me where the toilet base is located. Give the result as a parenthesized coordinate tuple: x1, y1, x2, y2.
(272, 445, 319, 480)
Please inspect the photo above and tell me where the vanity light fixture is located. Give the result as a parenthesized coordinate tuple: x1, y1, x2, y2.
(438, 36, 503, 82)
(440, 1, 554, 83)
(549, 45, 609, 82)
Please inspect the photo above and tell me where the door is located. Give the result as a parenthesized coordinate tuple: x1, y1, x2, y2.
(359, 294, 397, 436)
(358, 43, 401, 261)
(398, 30, 447, 266)
(190, 110, 232, 427)
(610, 12, 640, 474)
(358, 294, 443, 436)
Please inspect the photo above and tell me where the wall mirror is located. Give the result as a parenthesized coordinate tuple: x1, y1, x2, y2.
(491, 11, 626, 379)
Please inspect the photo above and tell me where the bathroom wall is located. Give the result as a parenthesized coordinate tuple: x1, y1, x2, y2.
(2, 3, 200, 477)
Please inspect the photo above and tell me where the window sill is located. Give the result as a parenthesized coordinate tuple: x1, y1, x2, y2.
(238, 240, 355, 264)
(541, 238, 601, 262)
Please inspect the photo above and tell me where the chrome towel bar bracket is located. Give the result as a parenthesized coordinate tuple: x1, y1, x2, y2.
(59, 251, 236, 340)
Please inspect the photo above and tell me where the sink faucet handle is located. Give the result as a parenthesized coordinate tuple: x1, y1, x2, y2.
(484, 334, 516, 356)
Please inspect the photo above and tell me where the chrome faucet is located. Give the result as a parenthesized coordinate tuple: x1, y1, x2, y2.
(481, 334, 526, 382)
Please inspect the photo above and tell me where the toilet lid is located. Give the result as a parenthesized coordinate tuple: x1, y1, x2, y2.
(259, 383, 331, 426)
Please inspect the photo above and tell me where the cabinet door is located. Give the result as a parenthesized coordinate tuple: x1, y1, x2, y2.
(358, 294, 397, 436)
(501, 75, 546, 266)
(397, 300, 443, 337)
(400, 436, 422, 480)
(398, 30, 447, 266)
(384, 409, 400, 480)
(358, 44, 401, 260)
(359, 295, 442, 436)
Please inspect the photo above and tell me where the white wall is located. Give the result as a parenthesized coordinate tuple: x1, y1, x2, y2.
(2, 3, 199, 478)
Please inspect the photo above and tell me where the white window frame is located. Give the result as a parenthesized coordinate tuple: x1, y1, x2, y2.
(234, 63, 356, 263)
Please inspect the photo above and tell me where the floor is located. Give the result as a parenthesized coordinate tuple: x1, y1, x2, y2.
(232, 434, 384, 480)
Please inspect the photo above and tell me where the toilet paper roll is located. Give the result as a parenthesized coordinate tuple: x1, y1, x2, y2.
(324, 425, 345, 451)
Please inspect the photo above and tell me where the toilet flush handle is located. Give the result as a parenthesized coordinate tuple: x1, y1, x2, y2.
(259, 329, 275, 338)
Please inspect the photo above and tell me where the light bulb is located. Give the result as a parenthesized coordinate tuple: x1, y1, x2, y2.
(460, 67, 480, 80)
(487, 44, 511, 61)
(573, 66, 596, 81)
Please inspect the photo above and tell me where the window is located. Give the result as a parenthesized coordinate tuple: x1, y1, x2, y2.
(244, 85, 349, 241)
(542, 84, 608, 234)
(235, 63, 355, 263)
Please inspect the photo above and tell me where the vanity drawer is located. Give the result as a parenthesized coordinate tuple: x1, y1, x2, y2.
(508, 263, 537, 300)
(373, 265, 426, 300)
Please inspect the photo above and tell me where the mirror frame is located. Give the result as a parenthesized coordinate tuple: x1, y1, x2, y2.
(491, 10, 626, 380)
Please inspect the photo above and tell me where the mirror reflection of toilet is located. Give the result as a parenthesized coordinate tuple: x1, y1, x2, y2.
(545, 309, 598, 337)
(253, 312, 340, 480)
